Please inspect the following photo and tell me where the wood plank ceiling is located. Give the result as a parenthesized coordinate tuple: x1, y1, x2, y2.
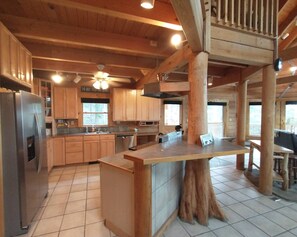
(0, 0, 296, 99)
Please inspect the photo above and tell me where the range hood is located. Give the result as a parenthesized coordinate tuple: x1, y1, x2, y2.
(142, 81, 190, 99)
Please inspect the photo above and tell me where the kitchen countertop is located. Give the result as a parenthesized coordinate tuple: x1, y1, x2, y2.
(52, 131, 158, 137)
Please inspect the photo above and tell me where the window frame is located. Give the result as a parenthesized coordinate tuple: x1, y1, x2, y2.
(248, 102, 262, 137)
(207, 102, 227, 138)
(163, 100, 182, 127)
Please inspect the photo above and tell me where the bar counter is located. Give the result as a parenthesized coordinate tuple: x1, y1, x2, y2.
(99, 137, 249, 237)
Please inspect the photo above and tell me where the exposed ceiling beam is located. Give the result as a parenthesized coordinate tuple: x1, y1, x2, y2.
(279, 46, 297, 61)
(279, 25, 297, 51)
(170, 0, 204, 52)
(279, 0, 288, 11)
(135, 45, 192, 89)
(32, 59, 144, 79)
(278, 5, 297, 37)
(23, 42, 157, 70)
(241, 66, 262, 82)
(0, 14, 171, 58)
(208, 68, 241, 88)
(248, 75, 297, 88)
(39, 0, 182, 31)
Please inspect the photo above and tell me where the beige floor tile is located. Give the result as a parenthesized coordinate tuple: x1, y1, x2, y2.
(85, 221, 110, 237)
(61, 211, 85, 230)
(48, 188, 54, 196)
(71, 183, 87, 193)
(87, 182, 100, 190)
(65, 199, 86, 214)
(47, 194, 69, 206)
(88, 171, 99, 177)
(33, 216, 63, 236)
(75, 172, 88, 178)
(56, 180, 73, 187)
(41, 196, 50, 207)
(73, 177, 88, 185)
(88, 176, 100, 182)
(62, 169, 76, 175)
(87, 189, 100, 199)
(42, 203, 66, 219)
(87, 198, 101, 210)
(59, 226, 85, 237)
(52, 185, 71, 196)
(60, 174, 75, 181)
(86, 208, 104, 224)
(33, 207, 45, 221)
(35, 232, 59, 237)
(68, 190, 87, 202)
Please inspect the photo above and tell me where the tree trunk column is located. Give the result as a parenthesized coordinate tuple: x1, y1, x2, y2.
(236, 78, 248, 170)
(259, 65, 276, 195)
(179, 52, 225, 225)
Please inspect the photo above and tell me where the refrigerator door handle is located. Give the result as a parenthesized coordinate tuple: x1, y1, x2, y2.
(34, 113, 43, 174)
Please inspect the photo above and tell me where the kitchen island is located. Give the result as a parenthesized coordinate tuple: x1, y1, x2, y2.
(99, 136, 248, 237)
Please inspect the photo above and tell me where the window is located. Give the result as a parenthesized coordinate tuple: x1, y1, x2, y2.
(81, 98, 109, 126)
(207, 102, 226, 138)
(249, 102, 262, 136)
(164, 101, 182, 126)
(285, 101, 297, 133)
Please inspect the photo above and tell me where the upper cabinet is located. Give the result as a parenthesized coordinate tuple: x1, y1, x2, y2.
(112, 88, 160, 121)
(0, 22, 33, 89)
(113, 88, 137, 121)
(53, 87, 78, 119)
(39, 80, 53, 121)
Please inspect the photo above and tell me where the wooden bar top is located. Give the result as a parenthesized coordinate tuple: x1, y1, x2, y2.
(250, 140, 294, 154)
(124, 138, 249, 165)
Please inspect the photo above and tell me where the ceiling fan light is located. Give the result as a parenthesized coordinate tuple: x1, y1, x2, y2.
(51, 73, 63, 83)
(140, 0, 154, 9)
(101, 80, 109, 90)
(95, 71, 109, 79)
(93, 80, 101, 89)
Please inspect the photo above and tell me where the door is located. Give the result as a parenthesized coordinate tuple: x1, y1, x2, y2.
(15, 91, 48, 228)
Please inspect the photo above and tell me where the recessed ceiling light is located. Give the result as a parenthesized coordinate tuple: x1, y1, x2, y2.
(140, 0, 155, 9)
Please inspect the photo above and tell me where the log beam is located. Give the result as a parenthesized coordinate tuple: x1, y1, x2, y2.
(279, 46, 297, 61)
(248, 75, 297, 88)
(179, 52, 225, 225)
(236, 79, 248, 170)
(259, 65, 276, 195)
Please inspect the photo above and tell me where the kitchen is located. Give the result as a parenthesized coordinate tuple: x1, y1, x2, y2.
(1, 0, 297, 237)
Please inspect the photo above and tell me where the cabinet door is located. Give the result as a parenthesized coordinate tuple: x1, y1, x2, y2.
(84, 141, 99, 162)
(148, 98, 160, 121)
(66, 87, 78, 119)
(0, 25, 11, 77)
(47, 138, 53, 172)
(100, 139, 115, 157)
(10, 36, 19, 78)
(125, 89, 137, 121)
(25, 51, 32, 84)
(18, 45, 26, 81)
(53, 87, 65, 118)
(66, 152, 84, 164)
(53, 137, 65, 166)
(113, 88, 126, 121)
(136, 90, 149, 121)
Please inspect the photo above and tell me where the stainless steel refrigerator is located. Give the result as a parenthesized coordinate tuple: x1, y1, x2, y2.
(0, 91, 48, 236)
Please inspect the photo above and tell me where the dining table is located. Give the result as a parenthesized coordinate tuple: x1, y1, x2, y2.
(247, 139, 294, 190)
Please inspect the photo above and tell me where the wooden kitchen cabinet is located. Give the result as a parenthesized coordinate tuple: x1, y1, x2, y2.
(136, 90, 160, 121)
(0, 22, 33, 88)
(113, 88, 136, 121)
(53, 87, 78, 119)
(100, 134, 115, 158)
(47, 138, 53, 172)
(52, 137, 65, 166)
(84, 135, 100, 162)
(65, 136, 83, 164)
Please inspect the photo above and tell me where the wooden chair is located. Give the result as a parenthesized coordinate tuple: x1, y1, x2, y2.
(289, 154, 297, 187)
(273, 154, 284, 174)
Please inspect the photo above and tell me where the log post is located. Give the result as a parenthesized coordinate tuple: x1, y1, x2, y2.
(236, 78, 248, 170)
(179, 52, 225, 225)
(259, 65, 276, 195)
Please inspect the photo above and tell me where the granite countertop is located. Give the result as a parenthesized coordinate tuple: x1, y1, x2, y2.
(52, 131, 158, 137)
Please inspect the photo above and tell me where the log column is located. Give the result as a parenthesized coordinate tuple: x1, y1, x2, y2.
(259, 65, 276, 195)
(179, 52, 225, 225)
(236, 78, 248, 170)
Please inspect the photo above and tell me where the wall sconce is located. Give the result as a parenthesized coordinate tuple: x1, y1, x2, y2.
(51, 73, 63, 83)
(140, 0, 155, 9)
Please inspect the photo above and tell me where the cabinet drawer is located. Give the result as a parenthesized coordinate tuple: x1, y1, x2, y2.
(65, 136, 83, 142)
(65, 142, 83, 152)
(66, 152, 83, 164)
(100, 134, 115, 140)
(84, 135, 100, 141)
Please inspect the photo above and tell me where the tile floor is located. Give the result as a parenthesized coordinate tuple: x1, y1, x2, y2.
(21, 152, 297, 237)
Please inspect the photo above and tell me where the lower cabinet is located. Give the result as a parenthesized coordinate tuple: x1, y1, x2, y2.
(52, 137, 65, 166)
(65, 136, 83, 164)
(100, 135, 115, 157)
(84, 135, 100, 162)
(47, 138, 53, 172)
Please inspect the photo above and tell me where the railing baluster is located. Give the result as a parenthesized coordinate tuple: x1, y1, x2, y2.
(274, 0, 279, 37)
(270, 0, 274, 36)
(230, 0, 234, 25)
(243, 0, 247, 29)
(248, 0, 252, 30)
(265, 0, 269, 35)
(224, 0, 228, 24)
(237, 0, 241, 27)
(254, 0, 258, 32)
(259, 0, 263, 33)
(217, 0, 221, 23)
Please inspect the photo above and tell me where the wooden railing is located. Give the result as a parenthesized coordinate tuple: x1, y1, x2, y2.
(211, 0, 278, 38)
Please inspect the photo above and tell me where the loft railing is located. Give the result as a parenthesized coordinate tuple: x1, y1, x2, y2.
(211, 0, 278, 38)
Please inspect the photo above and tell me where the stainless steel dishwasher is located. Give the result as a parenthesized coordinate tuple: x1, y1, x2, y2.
(115, 134, 135, 153)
